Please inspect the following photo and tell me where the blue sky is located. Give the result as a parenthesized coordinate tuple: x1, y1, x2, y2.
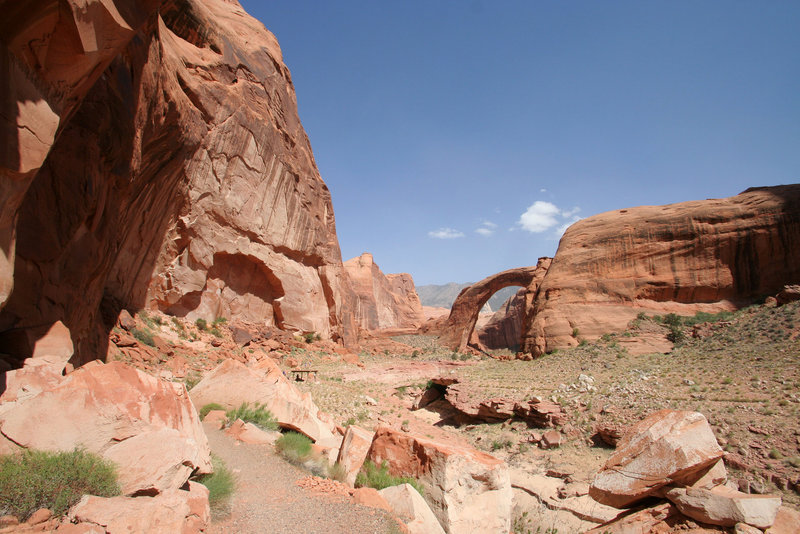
(240, 1, 800, 285)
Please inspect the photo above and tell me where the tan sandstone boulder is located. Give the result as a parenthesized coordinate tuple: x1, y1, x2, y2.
(379, 483, 446, 534)
(366, 426, 511, 534)
(765, 506, 800, 533)
(189, 359, 337, 445)
(0, 360, 211, 492)
(665, 485, 781, 529)
(336, 425, 375, 487)
(590, 410, 723, 509)
(68, 481, 210, 533)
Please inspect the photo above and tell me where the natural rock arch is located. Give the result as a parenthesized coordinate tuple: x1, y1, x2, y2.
(439, 259, 551, 352)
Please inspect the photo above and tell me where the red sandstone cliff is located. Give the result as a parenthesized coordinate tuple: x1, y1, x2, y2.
(343, 253, 424, 331)
(521, 185, 800, 355)
(0, 0, 358, 365)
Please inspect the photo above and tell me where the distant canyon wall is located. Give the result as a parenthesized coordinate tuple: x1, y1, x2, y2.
(521, 185, 800, 355)
(0, 0, 358, 365)
(343, 253, 423, 331)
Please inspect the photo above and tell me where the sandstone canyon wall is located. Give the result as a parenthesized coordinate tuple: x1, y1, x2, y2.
(0, 0, 358, 366)
(343, 253, 424, 331)
(521, 185, 800, 356)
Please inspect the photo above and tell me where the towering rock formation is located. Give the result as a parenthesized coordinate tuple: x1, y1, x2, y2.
(344, 253, 423, 331)
(0, 0, 358, 366)
(521, 185, 800, 356)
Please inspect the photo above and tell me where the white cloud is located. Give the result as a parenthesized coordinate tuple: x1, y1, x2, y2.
(518, 201, 583, 235)
(518, 201, 561, 233)
(475, 220, 497, 236)
(428, 227, 464, 239)
(540, 188, 547, 193)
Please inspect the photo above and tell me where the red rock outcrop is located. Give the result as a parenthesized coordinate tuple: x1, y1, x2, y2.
(343, 253, 423, 331)
(0, 0, 358, 366)
(476, 289, 526, 350)
(439, 258, 551, 352)
(522, 185, 800, 356)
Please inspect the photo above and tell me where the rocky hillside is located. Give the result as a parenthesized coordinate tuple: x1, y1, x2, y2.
(0, 0, 359, 366)
(343, 253, 423, 331)
(519, 185, 800, 355)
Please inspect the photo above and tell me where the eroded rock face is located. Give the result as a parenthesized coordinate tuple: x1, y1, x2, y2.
(0, 0, 358, 366)
(366, 426, 512, 534)
(476, 289, 526, 350)
(522, 186, 800, 356)
(343, 253, 423, 331)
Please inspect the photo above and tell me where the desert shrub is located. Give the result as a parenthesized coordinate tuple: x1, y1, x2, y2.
(225, 402, 278, 431)
(131, 328, 155, 347)
(212, 317, 227, 326)
(411, 350, 419, 358)
(327, 462, 348, 483)
(572, 327, 580, 337)
(0, 449, 120, 521)
(199, 403, 226, 420)
(303, 332, 316, 344)
(275, 432, 313, 464)
(183, 373, 201, 391)
(209, 327, 222, 338)
(195, 318, 207, 331)
(355, 460, 424, 495)
(193, 454, 234, 516)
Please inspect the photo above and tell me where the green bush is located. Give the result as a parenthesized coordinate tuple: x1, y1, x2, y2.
(327, 462, 348, 483)
(212, 317, 227, 326)
(225, 402, 278, 431)
(275, 432, 313, 464)
(303, 332, 316, 344)
(131, 328, 155, 347)
(355, 460, 424, 495)
(199, 403, 226, 420)
(0, 449, 120, 521)
(195, 318, 207, 331)
(209, 327, 222, 338)
(194, 454, 234, 516)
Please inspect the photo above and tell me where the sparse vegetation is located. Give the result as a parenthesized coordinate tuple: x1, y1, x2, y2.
(225, 402, 278, 431)
(355, 460, 424, 495)
(275, 431, 313, 464)
(195, 318, 207, 331)
(131, 327, 155, 347)
(194, 454, 234, 517)
(0, 449, 120, 521)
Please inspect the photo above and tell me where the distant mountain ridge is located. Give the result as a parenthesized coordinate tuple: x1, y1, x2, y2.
(417, 283, 520, 312)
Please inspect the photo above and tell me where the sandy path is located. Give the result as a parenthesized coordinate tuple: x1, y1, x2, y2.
(203, 422, 396, 534)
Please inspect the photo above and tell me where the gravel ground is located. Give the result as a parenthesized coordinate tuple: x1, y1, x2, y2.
(204, 422, 398, 534)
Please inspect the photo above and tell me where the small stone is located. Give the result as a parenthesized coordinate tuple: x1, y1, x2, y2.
(0, 516, 19, 527)
(26, 509, 52, 525)
(540, 430, 562, 449)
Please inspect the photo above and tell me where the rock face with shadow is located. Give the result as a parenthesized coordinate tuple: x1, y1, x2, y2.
(343, 252, 424, 331)
(0, 0, 358, 366)
(476, 289, 526, 351)
(521, 185, 800, 356)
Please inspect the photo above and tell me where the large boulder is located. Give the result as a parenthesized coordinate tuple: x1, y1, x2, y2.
(379, 483, 445, 534)
(0, 360, 211, 493)
(336, 425, 374, 487)
(665, 485, 781, 529)
(590, 410, 723, 509)
(189, 359, 337, 445)
(68, 481, 210, 533)
(366, 426, 511, 534)
(522, 185, 800, 356)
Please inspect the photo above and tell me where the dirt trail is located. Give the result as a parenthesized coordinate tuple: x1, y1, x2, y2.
(203, 422, 396, 534)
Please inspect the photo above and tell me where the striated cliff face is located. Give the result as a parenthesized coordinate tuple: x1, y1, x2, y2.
(0, 0, 358, 366)
(343, 253, 423, 331)
(521, 185, 800, 356)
